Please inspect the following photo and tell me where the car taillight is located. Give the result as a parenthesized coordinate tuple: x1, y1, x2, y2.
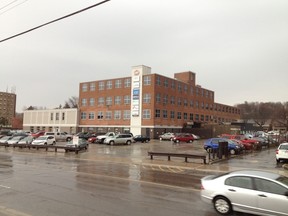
(276, 149, 279, 154)
(200, 184, 205, 190)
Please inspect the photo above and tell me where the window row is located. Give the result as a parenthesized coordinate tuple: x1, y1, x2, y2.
(50, 112, 65, 121)
(81, 110, 131, 120)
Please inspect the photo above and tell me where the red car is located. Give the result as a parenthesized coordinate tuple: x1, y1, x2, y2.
(220, 134, 260, 150)
(173, 133, 194, 143)
(31, 131, 45, 138)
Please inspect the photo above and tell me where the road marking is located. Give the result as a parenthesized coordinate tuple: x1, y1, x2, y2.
(0, 185, 10, 189)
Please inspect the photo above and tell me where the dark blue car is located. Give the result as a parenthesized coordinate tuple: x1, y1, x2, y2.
(204, 138, 244, 155)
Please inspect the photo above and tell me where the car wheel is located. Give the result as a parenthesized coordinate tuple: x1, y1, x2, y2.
(276, 158, 280, 163)
(213, 196, 232, 215)
(206, 148, 212, 153)
(230, 149, 236, 155)
(188, 140, 193, 143)
(170, 137, 173, 141)
(53, 141, 56, 145)
(109, 141, 114, 145)
(126, 140, 131, 145)
(66, 138, 71, 142)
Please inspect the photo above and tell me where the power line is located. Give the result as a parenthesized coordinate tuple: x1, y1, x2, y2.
(0, 0, 29, 16)
(0, 0, 111, 43)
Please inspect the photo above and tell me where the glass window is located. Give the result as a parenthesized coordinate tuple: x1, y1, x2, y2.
(184, 113, 187, 120)
(124, 95, 131, 104)
(170, 96, 175, 105)
(177, 98, 181, 106)
(114, 110, 121, 120)
(81, 98, 87, 106)
(81, 112, 86, 120)
(114, 96, 121, 105)
(143, 94, 151, 103)
(123, 110, 130, 120)
(97, 111, 103, 119)
(98, 97, 104, 105)
(254, 178, 287, 195)
(156, 93, 161, 103)
(105, 111, 112, 120)
(106, 80, 112, 89)
(89, 98, 95, 106)
(225, 177, 253, 190)
(189, 113, 193, 120)
(171, 80, 175, 89)
(124, 78, 131, 87)
(164, 79, 168, 87)
(156, 76, 161, 85)
(115, 79, 122, 88)
(90, 83, 96, 91)
(163, 110, 168, 118)
(170, 111, 175, 119)
(143, 76, 151, 85)
(50, 113, 53, 120)
(98, 81, 104, 90)
(163, 95, 168, 104)
(62, 112, 65, 120)
(88, 112, 95, 120)
(143, 109, 151, 119)
(184, 99, 188, 106)
(82, 83, 88, 92)
(155, 109, 160, 118)
(106, 96, 112, 106)
(177, 112, 181, 119)
(178, 83, 182, 92)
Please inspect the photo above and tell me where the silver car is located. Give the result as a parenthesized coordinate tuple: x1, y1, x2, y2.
(104, 134, 133, 145)
(276, 142, 288, 163)
(201, 170, 288, 216)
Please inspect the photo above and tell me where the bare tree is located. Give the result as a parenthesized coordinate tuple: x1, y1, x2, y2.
(65, 96, 79, 108)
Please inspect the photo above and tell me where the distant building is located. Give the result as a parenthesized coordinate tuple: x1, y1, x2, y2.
(78, 65, 240, 138)
(23, 108, 78, 134)
(0, 91, 16, 127)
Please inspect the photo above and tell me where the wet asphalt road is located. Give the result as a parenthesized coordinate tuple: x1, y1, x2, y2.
(0, 139, 286, 216)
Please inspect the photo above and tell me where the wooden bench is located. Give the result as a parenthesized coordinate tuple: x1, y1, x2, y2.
(148, 151, 207, 164)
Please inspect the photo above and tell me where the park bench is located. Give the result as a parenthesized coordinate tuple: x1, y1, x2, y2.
(148, 151, 207, 164)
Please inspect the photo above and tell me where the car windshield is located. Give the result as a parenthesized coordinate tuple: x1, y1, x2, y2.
(11, 136, 22, 140)
(279, 145, 288, 150)
(276, 176, 288, 187)
(36, 137, 46, 140)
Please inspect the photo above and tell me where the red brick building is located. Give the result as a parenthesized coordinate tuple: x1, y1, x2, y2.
(79, 65, 240, 138)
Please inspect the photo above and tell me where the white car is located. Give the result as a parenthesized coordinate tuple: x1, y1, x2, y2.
(201, 170, 288, 216)
(276, 142, 288, 163)
(7, 136, 26, 145)
(32, 135, 56, 145)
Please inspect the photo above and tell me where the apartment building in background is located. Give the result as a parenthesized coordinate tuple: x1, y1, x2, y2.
(0, 91, 16, 127)
(78, 65, 240, 138)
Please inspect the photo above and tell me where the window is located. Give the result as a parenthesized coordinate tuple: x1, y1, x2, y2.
(143, 94, 151, 103)
(88, 112, 95, 120)
(171, 80, 175, 89)
(143, 75, 151, 85)
(106, 80, 112, 89)
(82, 83, 88, 92)
(170, 111, 175, 119)
(81, 112, 86, 120)
(81, 98, 87, 106)
(195, 114, 199, 121)
(97, 111, 104, 119)
(114, 96, 121, 105)
(163, 95, 168, 104)
(56, 113, 59, 120)
(190, 87, 194, 95)
(124, 78, 131, 87)
(115, 79, 122, 88)
(177, 98, 181, 106)
(90, 83, 96, 91)
(89, 98, 95, 106)
(114, 110, 121, 120)
(225, 177, 253, 190)
(254, 178, 287, 195)
(124, 95, 131, 104)
(183, 99, 188, 106)
(99, 81, 104, 90)
(190, 100, 194, 107)
(189, 113, 193, 120)
(143, 109, 151, 119)
(98, 97, 104, 105)
(164, 79, 168, 87)
(170, 96, 175, 105)
(201, 115, 204, 121)
(106, 96, 112, 106)
(177, 112, 181, 119)
(156, 76, 161, 85)
(156, 93, 161, 103)
(105, 111, 112, 120)
(163, 110, 168, 118)
(50, 113, 53, 120)
(184, 113, 187, 120)
(123, 110, 130, 120)
(62, 112, 65, 120)
(178, 83, 182, 92)
(155, 109, 160, 118)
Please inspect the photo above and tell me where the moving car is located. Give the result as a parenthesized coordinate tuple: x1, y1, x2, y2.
(104, 133, 133, 145)
(203, 138, 244, 155)
(201, 170, 288, 216)
(172, 133, 194, 143)
(133, 135, 150, 143)
(276, 142, 288, 163)
(159, 132, 175, 141)
(32, 135, 56, 145)
(65, 138, 88, 152)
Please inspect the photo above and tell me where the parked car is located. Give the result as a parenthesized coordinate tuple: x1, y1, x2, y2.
(17, 136, 34, 145)
(96, 132, 116, 144)
(65, 138, 88, 152)
(203, 138, 244, 155)
(172, 133, 194, 143)
(201, 170, 288, 216)
(220, 134, 261, 150)
(276, 142, 288, 163)
(133, 135, 150, 143)
(6, 135, 26, 145)
(32, 135, 56, 145)
(31, 131, 45, 138)
(76, 132, 94, 140)
(159, 132, 175, 141)
(44, 132, 73, 142)
(104, 133, 133, 145)
(192, 134, 200, 140)
(0, 136, 12, 144)
(87, 133, 106, 143)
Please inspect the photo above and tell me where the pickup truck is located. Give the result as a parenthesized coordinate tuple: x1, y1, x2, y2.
(96, 132, 116, 144)
(44, 132, 73, 142)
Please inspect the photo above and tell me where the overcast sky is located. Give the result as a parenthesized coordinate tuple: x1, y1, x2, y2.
(1, 0, 287, 112)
